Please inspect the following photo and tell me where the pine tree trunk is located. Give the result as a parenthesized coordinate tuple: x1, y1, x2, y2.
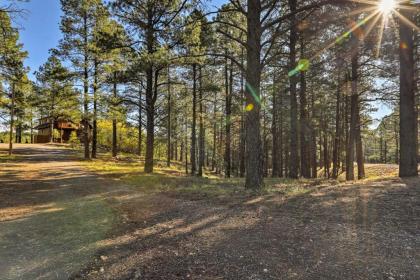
(180, 142, 184, 162)
(8, 83, 15, 156)
(184, 121, 188, 174)
(144, 67, 155, 173)
(224, 56, 232, 178)
(355, 97, 365, 179)
(112, 72, 118, 158)
(263, 121, 269, 177)
(83, 14, 90, 160)
(244, 0, 263, 189)
(384, 140, 388, 163)
(50, 117, 54, 143)
(343, 88, 350, 172)
(310, 88, 317, 178)
(394, 118, 399, 164)
(279, 89, 284, 177)
(288, 0, 299, 179)
(272, 75, 280, 177)
(138, 88, 142, 157)
(30, 112, 33, 144)
(323, 123, 330, 178)
(15, 121, 21, 143)
(299, 40, 311, 178)
(92, 60, 98, 159)
(198, 66, 205, 176)
(218, 113, 224, 174)
(167, 67, 171, 167)
(191, 63, 197, 175)
(144, 8, 156, 173)
(239, 52, 246, 177)
(346, 55, 358, 181)
(380, 135, 384, 162)
(285, 139, 289, 177)
(399, 8, 418, 177)
(212, 109, 217, 171)
(332, 69, 342, 179)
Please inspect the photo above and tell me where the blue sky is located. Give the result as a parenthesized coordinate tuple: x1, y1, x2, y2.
(17, 0, 226, 78)
(17, 0, 62, 78)
(15, 0, 390, 125)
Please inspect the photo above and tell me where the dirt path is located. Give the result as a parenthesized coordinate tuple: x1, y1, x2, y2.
(0, 144, 127, 280)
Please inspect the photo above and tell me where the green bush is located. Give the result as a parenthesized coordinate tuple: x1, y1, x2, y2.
(69, 131, 79, 148)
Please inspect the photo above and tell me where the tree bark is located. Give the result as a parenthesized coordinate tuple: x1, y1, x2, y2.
(17, 121, 22, 143)
(332, 68, 342, 179)
(310, 88, 317, 178)
(212, 93, 217, 171)
(399, 7, 418, 177)
(224, 56, 232, 178)
(288, 0, 299, 179)
(244, 0, 264, 189)
(191, 63, 197, 175)
(167, 66, 171, 167)
(272, 74, 280, 177)
(138, 87, 142, 157)
(346, 55, 358, 181)
(144, 8, 157, 173)
(394, 117, 399, 164)
(92, 59, 98, 158)
(83, 13, 90, 160)
(299, 40, 311, 178)
(112, 72, 118, 158)
(8, 83, 15, 156)
(355, 96, 365, 179)
(50, 117, 54, 143)
(30, 110, 34, 144)
(343, 85, 350, 173)
(144, 66, 155, 173)
(239, 50, 246, 177)
(184, 121, 188, 174)
(198, 66, 205, 176)
(323, 121, 330, 178)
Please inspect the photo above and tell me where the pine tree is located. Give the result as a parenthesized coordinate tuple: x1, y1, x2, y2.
(0, 10, 27, 155)
(112, 0, 189, 173)
(58, 0, 106, 159)
(34, 54, 78, 143)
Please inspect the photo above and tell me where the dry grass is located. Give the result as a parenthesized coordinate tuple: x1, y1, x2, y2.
(84, 158, 340, 201)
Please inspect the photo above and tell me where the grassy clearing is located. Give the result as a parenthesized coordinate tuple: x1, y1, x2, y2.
(320, 163, 399, 181)
(85, 158, 339, 201)
(85, 156, 400, 204)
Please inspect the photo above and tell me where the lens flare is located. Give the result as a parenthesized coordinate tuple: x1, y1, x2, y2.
(378, 0, 396, 15)
(245, 103, 254, 112)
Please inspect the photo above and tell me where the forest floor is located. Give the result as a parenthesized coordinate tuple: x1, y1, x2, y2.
(0, 144, 419, 280)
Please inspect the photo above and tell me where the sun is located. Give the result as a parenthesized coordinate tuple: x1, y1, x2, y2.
(378, 0, 396, 15)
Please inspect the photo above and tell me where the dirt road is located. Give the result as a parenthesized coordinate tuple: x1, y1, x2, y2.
(0, 144, 122, 279)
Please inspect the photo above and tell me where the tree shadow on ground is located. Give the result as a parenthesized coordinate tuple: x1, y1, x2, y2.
(73, 176, 420, 280)
(1, 144, 418, 280)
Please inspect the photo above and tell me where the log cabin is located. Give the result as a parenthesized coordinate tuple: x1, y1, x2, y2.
(34, 117, 91, 143)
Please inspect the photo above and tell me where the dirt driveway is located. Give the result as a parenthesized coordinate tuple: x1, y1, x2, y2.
(1, 144, 419, 280)
(0, 144, 125, 280)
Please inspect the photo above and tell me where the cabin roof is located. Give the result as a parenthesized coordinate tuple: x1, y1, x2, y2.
(34, 117, 81, 130)
(34, 117, 93, 130)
